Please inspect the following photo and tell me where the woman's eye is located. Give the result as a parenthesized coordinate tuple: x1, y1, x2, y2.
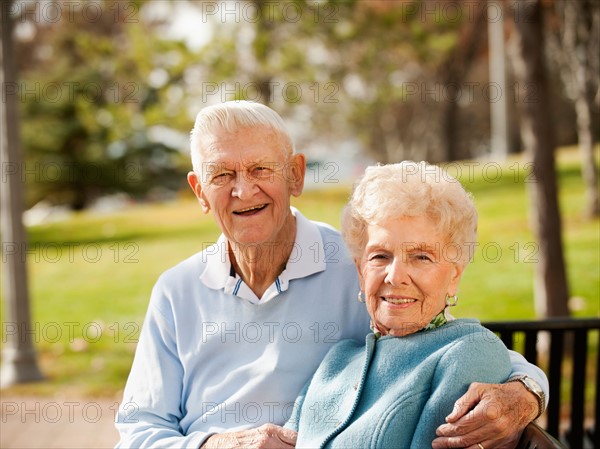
(415, 254, 432, 262)
(369, 254, 389, 261)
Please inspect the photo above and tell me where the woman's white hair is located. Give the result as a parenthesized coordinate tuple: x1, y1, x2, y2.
(189, 101, 294, 172)
(342, 161, 478, 266)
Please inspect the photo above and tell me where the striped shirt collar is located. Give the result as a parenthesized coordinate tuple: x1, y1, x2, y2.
(199, 207, 327, 304)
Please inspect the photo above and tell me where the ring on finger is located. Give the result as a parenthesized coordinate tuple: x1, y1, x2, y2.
(477, 444, 485, 449)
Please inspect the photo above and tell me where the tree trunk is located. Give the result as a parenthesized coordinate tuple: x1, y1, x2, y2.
(252, 0, 275, 105)
(0, 0, 45, 385)
(508, 0, 570, 318)
(439, 1, 486, 162)
(551, 0, 600, 218)
(574, 92, 599, 218)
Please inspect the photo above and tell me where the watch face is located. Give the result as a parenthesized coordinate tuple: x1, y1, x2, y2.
(524, 377, 543, 396)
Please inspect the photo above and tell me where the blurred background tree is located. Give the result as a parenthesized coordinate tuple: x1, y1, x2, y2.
(507, 0, 570, 318)
(547, 0, 599, 218)
(15, 0, 193, 210)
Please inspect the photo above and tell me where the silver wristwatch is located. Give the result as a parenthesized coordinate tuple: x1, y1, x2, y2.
(508, 375, 546, 420)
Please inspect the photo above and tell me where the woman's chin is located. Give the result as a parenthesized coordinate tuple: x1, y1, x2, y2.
(377, 319, 424, 337)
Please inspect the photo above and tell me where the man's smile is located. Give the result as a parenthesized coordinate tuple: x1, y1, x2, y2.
(233, 204, 268, 216)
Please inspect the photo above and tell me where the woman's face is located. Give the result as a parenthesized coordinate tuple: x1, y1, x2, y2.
(358, 215, 464, 337)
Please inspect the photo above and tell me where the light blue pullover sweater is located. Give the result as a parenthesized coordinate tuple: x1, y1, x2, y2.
(287, 319, 512, 449)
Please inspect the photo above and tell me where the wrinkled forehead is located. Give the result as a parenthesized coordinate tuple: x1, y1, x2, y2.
(198, 126, 291, 160)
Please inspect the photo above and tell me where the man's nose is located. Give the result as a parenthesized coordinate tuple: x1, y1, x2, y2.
(232, 172, 259, 200)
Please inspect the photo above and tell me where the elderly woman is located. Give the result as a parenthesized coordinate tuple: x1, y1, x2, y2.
(286, 161, 513, 449)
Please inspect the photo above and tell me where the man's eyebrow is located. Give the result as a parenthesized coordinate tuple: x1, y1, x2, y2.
(244, 158, 280, 168)
(204, 162, 231, 172)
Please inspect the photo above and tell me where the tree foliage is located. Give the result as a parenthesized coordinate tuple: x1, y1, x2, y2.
(15, 0, 192, 209)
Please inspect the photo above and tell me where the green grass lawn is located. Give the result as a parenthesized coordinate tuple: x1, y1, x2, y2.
(1, 148, 598, 398)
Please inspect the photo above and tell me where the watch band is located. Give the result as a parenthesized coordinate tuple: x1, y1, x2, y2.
(507, 375, 546, 420)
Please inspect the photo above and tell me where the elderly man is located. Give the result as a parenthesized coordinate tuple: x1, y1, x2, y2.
(115, 101, 549, 449)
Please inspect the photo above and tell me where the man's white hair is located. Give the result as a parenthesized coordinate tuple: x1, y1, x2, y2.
(189, 101, 294, 173)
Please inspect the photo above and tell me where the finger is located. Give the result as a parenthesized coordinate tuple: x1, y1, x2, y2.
(435, 405, 517, 449)
(432, 435, 457, 448)
(437, 407, 486, 437)
(275, 427, 298, 445)
(432, 426, 494, 449)
(437, 407, 483, 436)
(465, 442, 491, 449)
(465, 438, 515, 449)
(445, 384, 485, 422)
(433, 435, 479, 449)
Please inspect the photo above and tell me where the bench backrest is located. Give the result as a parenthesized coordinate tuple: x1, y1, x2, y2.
(483, 317, 599, 449)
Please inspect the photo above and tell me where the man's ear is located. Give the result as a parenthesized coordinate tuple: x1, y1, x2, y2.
(187, 171, 210, 214)
(288, 153, 306, 197)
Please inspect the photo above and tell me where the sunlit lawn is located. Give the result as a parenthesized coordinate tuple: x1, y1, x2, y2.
(0, 148, 598, 399)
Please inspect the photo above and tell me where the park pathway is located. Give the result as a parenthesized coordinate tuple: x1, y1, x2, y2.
(1, 395, 119, 448)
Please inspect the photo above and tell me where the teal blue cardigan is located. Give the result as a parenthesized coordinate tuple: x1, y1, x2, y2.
(286, 319, 511, 449)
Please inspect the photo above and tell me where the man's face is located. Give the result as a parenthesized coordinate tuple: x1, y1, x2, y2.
(187, 126, 306, 247)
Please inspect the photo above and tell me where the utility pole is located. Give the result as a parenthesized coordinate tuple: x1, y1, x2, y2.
(1, 0, 45, 386)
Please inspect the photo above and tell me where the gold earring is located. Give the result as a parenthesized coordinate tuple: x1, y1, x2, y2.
(445, 294, 458, 307)
(357, 291, 365, 303)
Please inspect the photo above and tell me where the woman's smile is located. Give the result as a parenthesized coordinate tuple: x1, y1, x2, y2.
(382, 296, 418, 306)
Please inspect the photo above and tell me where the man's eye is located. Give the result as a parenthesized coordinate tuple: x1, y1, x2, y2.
(212, 173, 233, 184)
(415, 254, 432, 262)
(369, 254, 389, 261)
(252, 166, 271, 177)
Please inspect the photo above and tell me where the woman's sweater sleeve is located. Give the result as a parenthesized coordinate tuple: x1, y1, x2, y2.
(409, 328, 512, 449)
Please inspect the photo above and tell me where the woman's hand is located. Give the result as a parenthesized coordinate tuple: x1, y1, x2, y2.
(432, 382, 539, 449)
(201, 423, 297, 449)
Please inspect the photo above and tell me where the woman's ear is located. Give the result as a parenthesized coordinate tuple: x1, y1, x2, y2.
(447, 263, 465, 296)
(187, 171, 210, 214)
(354, 258, 365, 291)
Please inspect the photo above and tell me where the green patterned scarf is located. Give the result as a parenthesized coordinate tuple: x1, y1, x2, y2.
(372, 307, 452, 339)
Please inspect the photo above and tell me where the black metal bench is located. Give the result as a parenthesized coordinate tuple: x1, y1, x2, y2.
(483, 317, 600, 449)
(517, 422, 566, 449)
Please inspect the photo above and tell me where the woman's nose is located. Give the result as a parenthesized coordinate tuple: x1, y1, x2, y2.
(384, 258, 411, 286)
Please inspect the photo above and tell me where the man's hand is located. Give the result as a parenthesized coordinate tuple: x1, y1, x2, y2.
(201, 423, 297, 449)
(432, 381, 539, 449)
